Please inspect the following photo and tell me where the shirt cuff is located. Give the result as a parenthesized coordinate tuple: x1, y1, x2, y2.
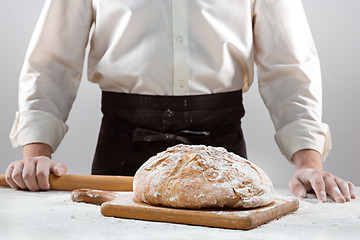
(9, 110, 69, 153)
(274, 119, 332, 162)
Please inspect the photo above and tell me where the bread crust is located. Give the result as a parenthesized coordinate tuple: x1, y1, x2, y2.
(133, 144, 274, 209)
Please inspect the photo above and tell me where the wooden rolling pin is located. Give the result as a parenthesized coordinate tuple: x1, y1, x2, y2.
(0, 174, 133, 191)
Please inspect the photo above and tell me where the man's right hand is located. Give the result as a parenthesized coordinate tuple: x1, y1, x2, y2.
(5, 143, 68, 191)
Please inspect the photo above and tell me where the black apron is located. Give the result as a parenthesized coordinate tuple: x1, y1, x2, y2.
(92, 90, 247, 176)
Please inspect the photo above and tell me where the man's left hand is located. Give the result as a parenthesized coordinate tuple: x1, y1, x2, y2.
(289, 149, 356, 203)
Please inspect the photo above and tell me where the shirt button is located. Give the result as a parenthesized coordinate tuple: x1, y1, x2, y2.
(176, 35, 183, 44)
(179, 80, 185, 88)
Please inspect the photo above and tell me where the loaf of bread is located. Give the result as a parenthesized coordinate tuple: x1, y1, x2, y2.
(133, 144, 274, 209)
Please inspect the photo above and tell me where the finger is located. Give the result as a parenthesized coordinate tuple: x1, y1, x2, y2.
(324, 177, 345, 203)
(5, 164, 20, 190)
(36, 158, 51, 190)
(22, 158, 40, 192)
(11, 161, 27, 189)
(51, 162, 68, 176)
(335, 178, 351, 202)
(289, 177, 307, 198)
(348, 182, 356, 199)
(308, 172, 327, 202)
(296, 169, 315, 192)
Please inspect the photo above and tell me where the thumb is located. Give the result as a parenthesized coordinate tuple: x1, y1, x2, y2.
(51, 163, 68, 176)
(289, 176, 307, 198)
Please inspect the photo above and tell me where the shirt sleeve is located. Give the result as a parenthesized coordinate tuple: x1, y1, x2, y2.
(9, 0, 94, 152)
(252, 0, 332, 162)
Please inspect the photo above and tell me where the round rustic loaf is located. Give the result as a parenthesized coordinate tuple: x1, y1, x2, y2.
(133, 144, 274, 209)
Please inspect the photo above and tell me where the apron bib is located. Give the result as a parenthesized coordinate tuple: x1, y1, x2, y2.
(92, 90, 247, 176)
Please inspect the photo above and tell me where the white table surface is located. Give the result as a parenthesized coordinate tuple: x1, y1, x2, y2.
(1, 186, 359, 240)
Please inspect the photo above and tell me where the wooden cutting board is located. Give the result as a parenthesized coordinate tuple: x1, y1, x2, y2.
(72, 189, 299, 230)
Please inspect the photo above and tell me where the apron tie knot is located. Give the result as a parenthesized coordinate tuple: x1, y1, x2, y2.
(132, 128, 210, 144)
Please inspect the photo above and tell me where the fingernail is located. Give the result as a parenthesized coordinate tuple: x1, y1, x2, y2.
(297, 190, 306, 198)
(332, 187, 345, 203)
(320, 191, 327, 202)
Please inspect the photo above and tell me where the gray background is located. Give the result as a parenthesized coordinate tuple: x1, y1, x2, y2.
(0, 0, 359, 186)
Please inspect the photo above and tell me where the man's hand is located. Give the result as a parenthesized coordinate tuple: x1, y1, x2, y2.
(289, 149, 356, 203)
(5, 143, 68, 191)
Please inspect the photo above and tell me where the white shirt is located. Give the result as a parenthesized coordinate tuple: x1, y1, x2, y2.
(10, 0, 331, 162)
